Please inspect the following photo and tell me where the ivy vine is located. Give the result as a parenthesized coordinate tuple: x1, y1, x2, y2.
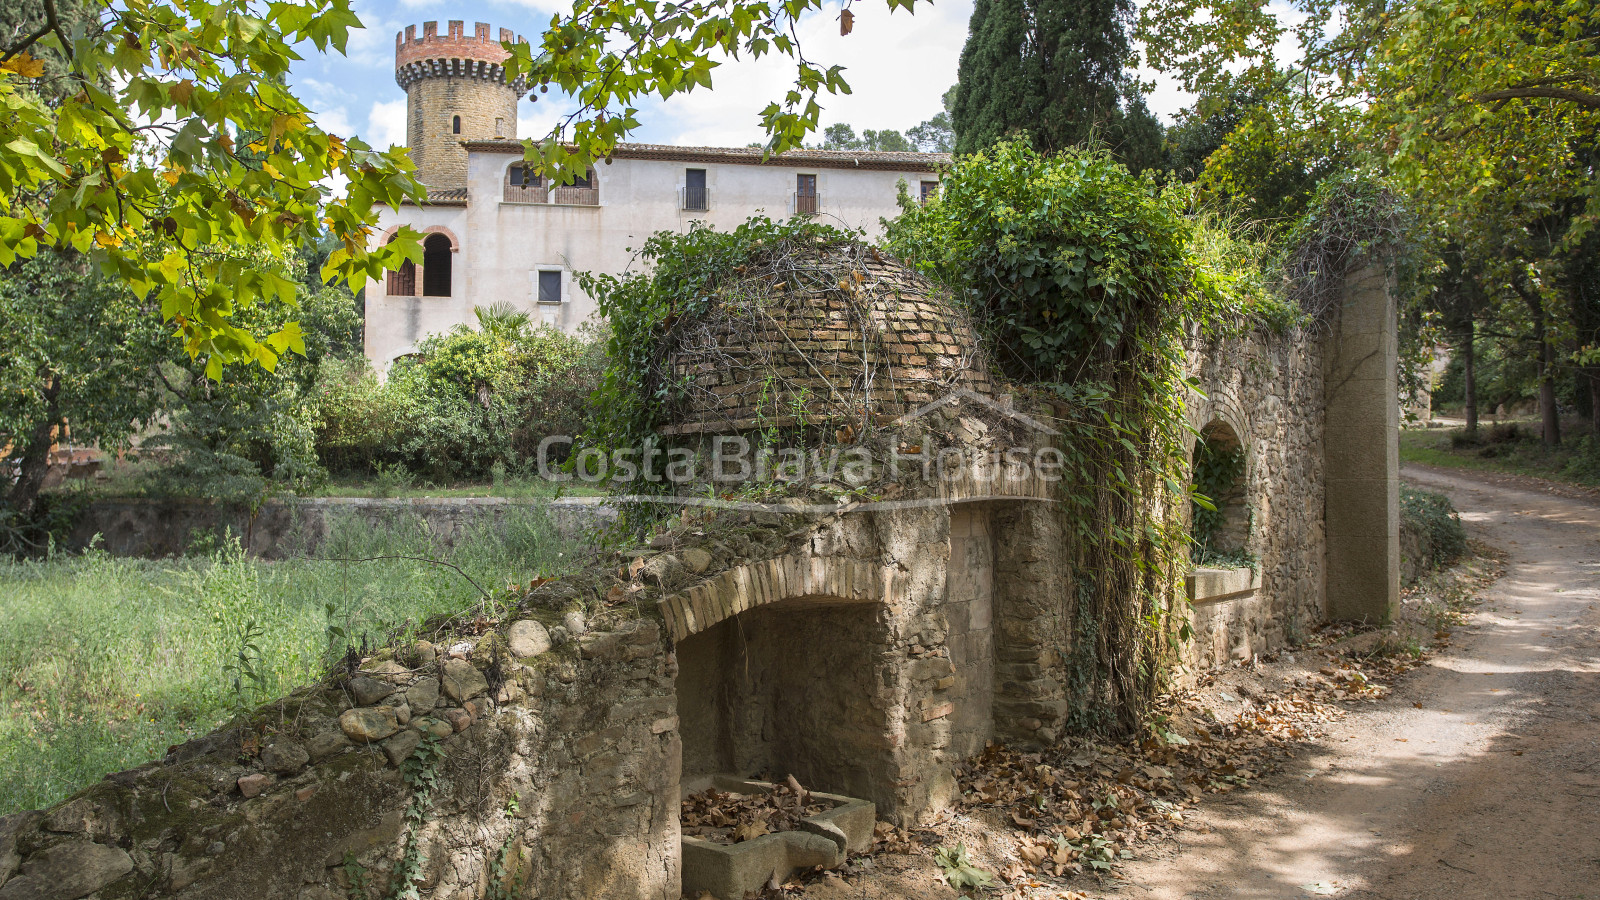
(885, 141, 1206, 734)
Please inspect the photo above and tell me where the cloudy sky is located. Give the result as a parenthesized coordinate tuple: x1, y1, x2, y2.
(287, 0, 1200, 152)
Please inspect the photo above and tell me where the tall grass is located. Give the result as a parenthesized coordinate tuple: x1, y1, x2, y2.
(0, 506, 578, 815)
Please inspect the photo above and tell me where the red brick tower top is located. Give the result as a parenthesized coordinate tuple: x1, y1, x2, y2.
(394, 21, 526, 91)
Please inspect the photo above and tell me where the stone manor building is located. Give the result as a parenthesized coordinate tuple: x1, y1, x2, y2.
(364, 20, 948, 373)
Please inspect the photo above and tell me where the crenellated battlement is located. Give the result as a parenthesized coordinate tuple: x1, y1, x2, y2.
(395, 20, 526, 88)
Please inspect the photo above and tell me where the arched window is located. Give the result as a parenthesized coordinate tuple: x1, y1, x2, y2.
(421, 233, 452, 297)
(385, 234, 416, 296)
(1190, 421, 1248, 563)
(452, 115, 461, 135)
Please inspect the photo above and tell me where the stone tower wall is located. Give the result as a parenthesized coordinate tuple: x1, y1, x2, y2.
(395, 21, 524, 190)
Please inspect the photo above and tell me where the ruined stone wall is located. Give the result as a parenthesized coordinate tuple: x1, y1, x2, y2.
(989, 502, 1073, 748)
(1185, 325, 1328, 667)
(0, 618, 681, 900)
(944, 506, 995, 759)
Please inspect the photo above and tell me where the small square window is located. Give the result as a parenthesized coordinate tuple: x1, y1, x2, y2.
(538, 270, 563, 304)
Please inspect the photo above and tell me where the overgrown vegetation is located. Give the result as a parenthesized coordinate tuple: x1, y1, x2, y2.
(883, 141, 1285, 733)
(0, 509, 578, 815)
(579, 215, 856, 463)
(1399, 486, 1469, 570)
(314, 319, 603, 482)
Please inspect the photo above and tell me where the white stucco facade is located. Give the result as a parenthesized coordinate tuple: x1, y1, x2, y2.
(363, 142, 946, 372)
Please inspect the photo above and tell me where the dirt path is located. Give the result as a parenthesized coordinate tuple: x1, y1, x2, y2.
(1103, 464, 1600, 900)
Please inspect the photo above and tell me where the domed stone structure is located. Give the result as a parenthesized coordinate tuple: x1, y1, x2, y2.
(660, 248, 994, 435)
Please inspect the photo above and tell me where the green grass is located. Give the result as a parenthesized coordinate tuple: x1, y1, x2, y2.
(0, 506, 580, 816)
(1400, 420, 1600, 488)
(48, 456, 603, 502)
(315, 473, 605, 500)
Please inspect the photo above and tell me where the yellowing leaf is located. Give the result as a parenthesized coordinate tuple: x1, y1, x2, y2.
(1, 52, 46, 78)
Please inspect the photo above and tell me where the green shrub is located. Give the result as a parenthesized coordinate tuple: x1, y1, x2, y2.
(1400, 486, 1468, 568)
(883, 141, 1192, 382)
(311, 322, 603, 481)
(1562, 435, 1600, 483)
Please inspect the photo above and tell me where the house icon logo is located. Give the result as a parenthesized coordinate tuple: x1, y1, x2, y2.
(892, 387, 1060, 436)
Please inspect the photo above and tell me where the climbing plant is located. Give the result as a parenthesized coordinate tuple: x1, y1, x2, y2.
(579, 215, 861, 463)
(1189, 435, 1244, 555)
(884, 141, 1211, 734)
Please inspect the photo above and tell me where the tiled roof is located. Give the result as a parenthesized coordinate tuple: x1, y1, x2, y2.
(423, 187, 469, 205)
(458, 140, 949, 172)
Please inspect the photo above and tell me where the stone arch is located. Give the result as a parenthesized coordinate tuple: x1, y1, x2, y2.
(667, 554, 900, 811)
(659, 554, 898, 643)
(378, 224, 461, 252)
(1185, 384, 1249, 458)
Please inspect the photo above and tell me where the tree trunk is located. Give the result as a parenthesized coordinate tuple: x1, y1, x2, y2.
(1518, 281, 1562, 448)
(1588, 365, 1600, 440)
(1534, 305, 1561, 448)
(1462, 309, 1478, 438)
(6, 375, 62, 516)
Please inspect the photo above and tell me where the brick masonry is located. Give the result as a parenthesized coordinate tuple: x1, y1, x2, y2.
(663, 253, 994, 434)
(396, 21, 525, 190)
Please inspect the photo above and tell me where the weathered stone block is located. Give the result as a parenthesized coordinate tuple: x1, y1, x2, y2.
(441, 658, 488, 701)
(508, 620, 552, 658)
(0, 841, 132, 900)
(346, 676, 394, 706)
(404, 676, 440, 712)
(339, 707, 400, 743)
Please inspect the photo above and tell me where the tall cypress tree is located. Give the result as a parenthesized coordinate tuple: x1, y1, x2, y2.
(952, 0, 1163, 171)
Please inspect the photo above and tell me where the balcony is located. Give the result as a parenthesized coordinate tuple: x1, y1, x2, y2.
(681, 185, 710, 212)
(793, 192, 820, 216)
(502, 181, 548, 204)
(550, 184, 600, 206)
(503, 166, 600, 206)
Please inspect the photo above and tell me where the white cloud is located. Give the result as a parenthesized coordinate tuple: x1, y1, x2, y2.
(369, 99, 409, 148)
(313, 106, 358, 138)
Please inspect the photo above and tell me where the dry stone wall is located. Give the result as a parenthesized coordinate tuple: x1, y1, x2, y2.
(0, 254, 1404, 899)
(0, 618, 679, 900)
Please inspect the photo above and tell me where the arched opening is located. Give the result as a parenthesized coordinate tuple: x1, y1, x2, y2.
(385, 234, 416, 296)
(675, 598, 893, 810)
(421, 233, 452, 297)
(451, 114, 461, 134)
(1190, 421, 1249, 564)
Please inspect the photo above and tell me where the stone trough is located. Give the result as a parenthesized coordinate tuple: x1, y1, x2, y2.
(680, 776, 876, 900)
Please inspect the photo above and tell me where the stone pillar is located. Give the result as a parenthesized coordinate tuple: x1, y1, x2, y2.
(1322, 263, 1400, 623)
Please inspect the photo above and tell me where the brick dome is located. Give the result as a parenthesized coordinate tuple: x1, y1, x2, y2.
(660, 249, 994, 435)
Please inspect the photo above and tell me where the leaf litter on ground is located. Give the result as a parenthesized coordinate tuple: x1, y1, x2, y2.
(747, 552, 1504, 899)
(681, 775, 833, 844)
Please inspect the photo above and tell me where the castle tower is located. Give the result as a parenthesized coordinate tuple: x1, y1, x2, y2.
(394, 21, 526, 190)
